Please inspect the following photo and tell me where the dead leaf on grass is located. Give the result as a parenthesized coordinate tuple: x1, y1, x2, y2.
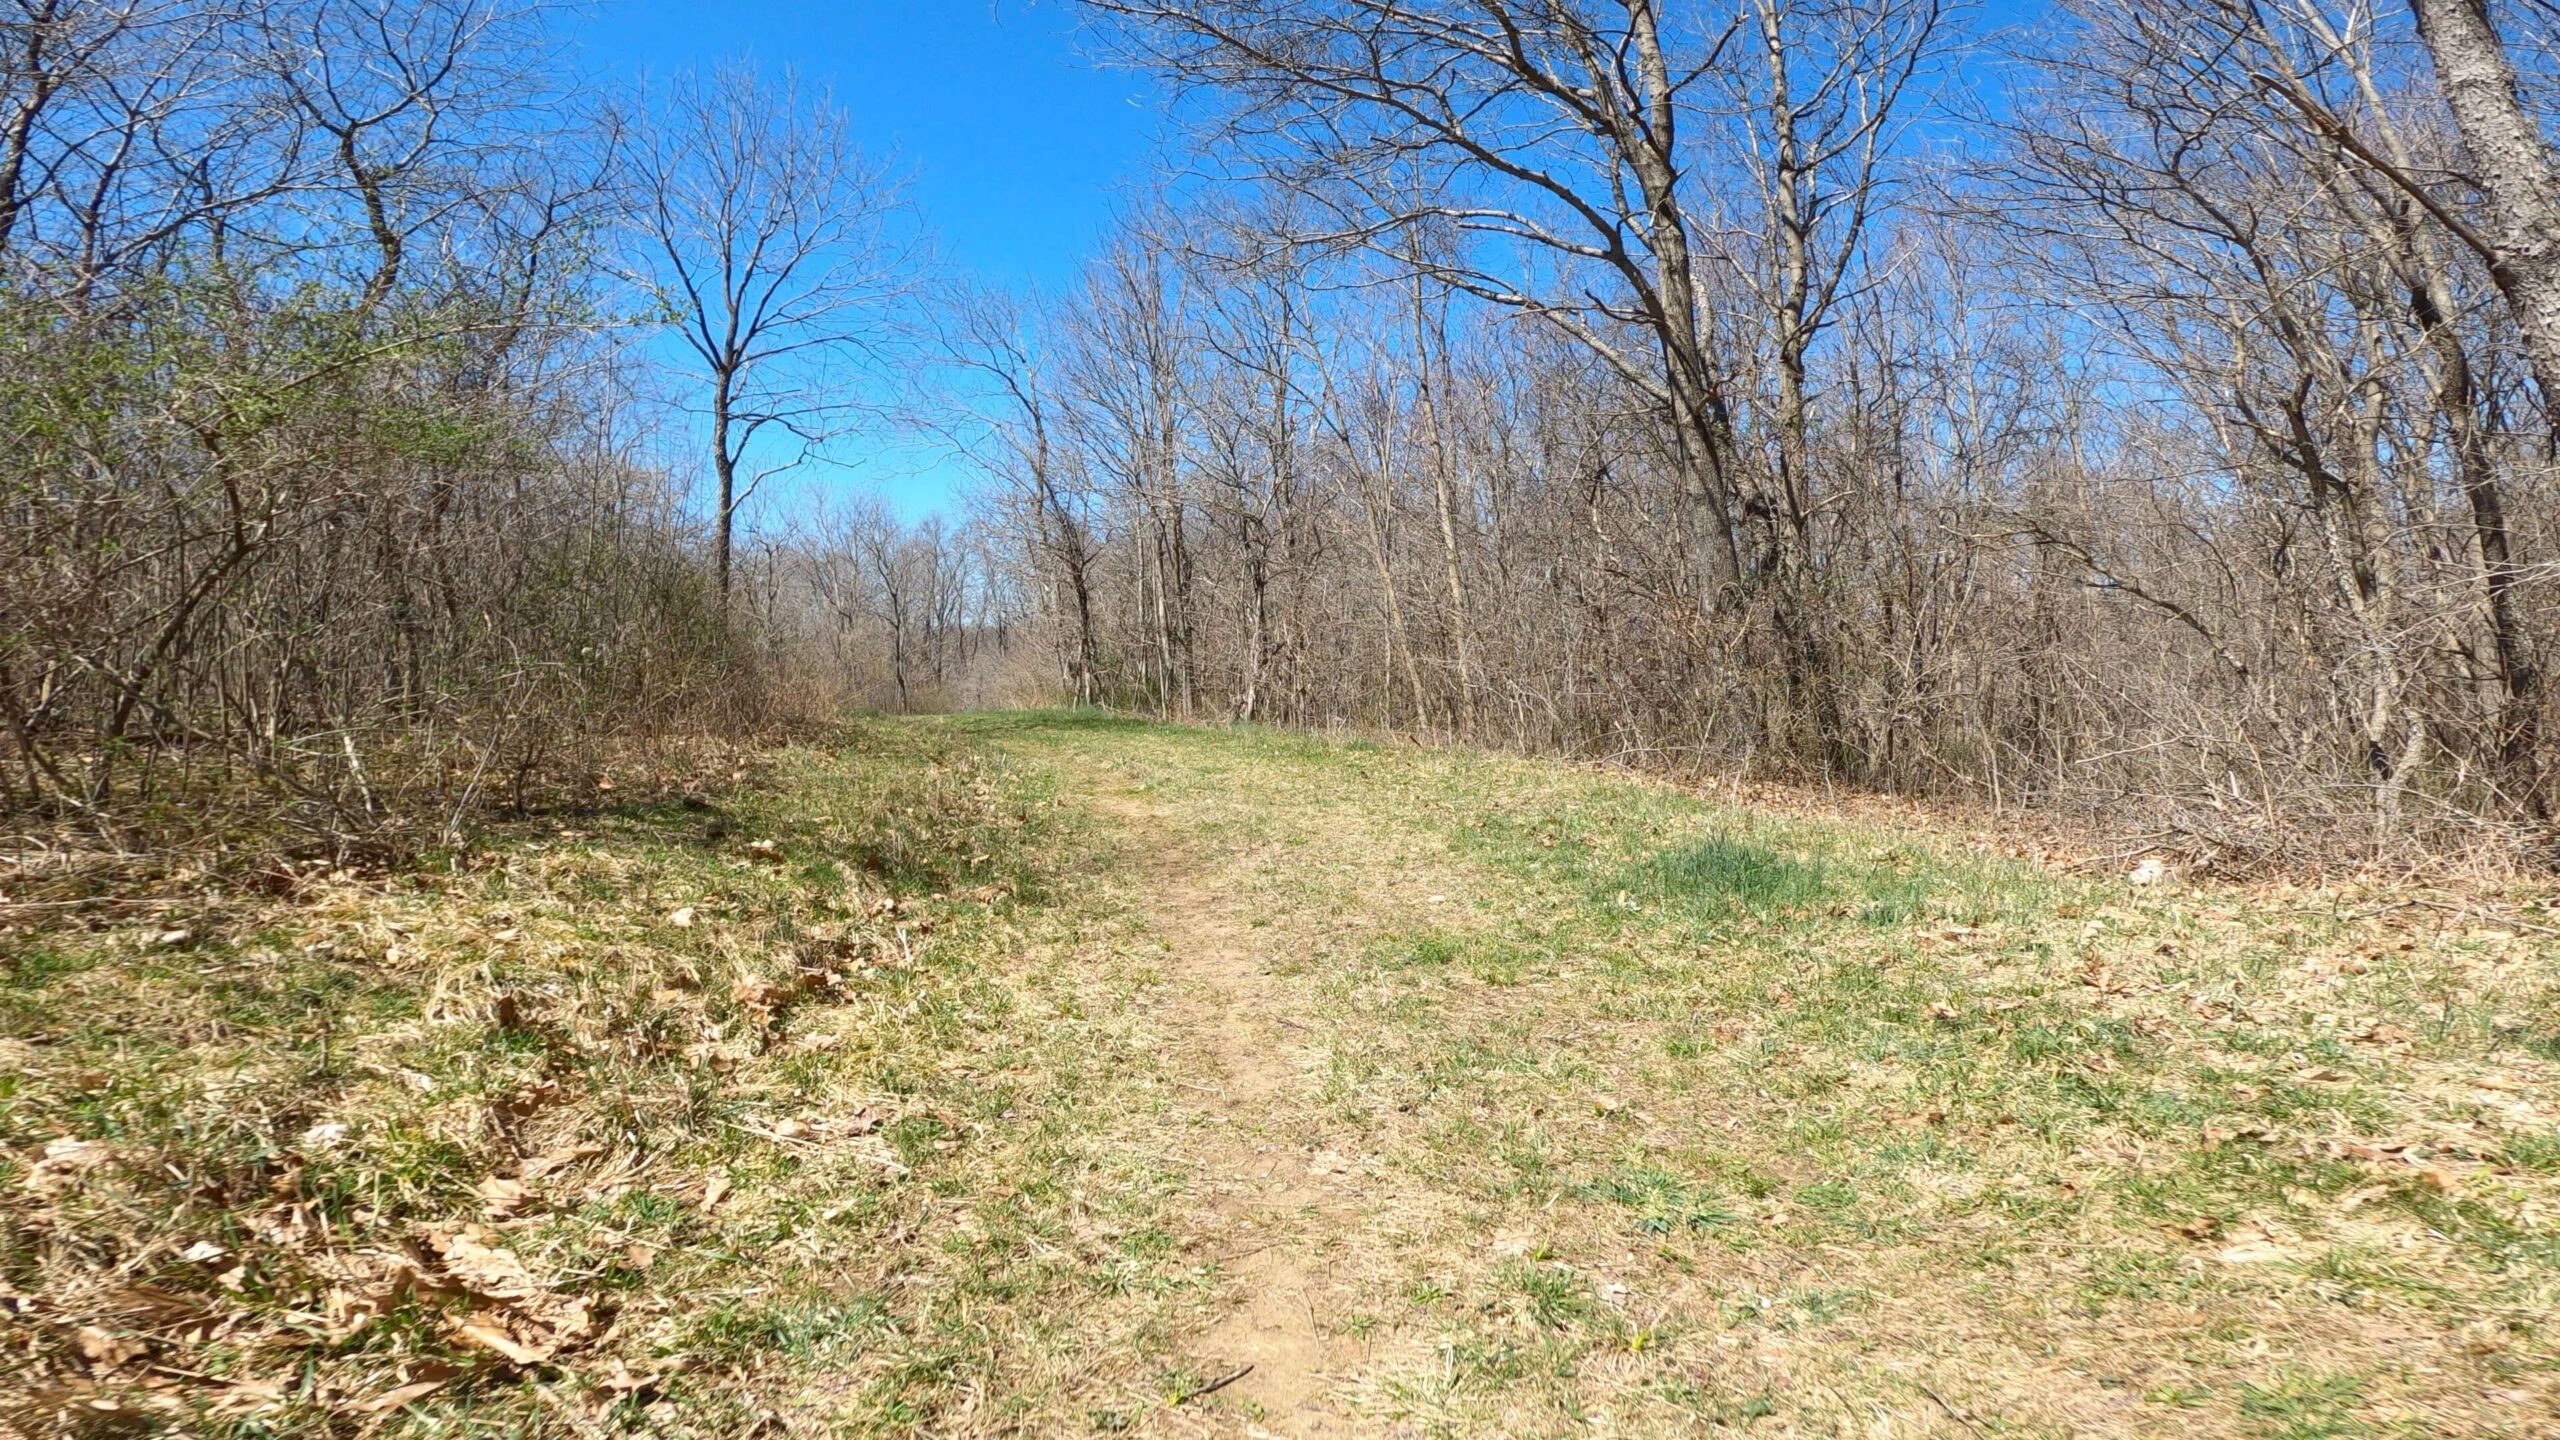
(2076, 958, 2130, 994)
(453, 1313, 551, 1366)
(2215, 1222, 2296, 1264)
(362, 1362, 465, 1412)
(72, 1324, 146, 1372)
(519, 1142, 604, 1180)
(22, 1137, 115, 1198)
(420, 1225, 542, 1300)
(206, 1376, 289, 1414)
(477, 1176, 532, 1219)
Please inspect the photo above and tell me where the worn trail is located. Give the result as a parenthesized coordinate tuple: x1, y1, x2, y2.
(1051, 744, 1495, 1438)
(1086, 784, 1369, 1436)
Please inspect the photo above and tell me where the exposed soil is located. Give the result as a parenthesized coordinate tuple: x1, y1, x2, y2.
(1086, 788, 1369, 1436)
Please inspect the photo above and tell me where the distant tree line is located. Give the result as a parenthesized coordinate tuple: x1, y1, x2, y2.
(940, 0, 2560, 864)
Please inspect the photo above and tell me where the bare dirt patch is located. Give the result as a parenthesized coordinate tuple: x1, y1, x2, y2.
(1085, 788, 1371, 1436)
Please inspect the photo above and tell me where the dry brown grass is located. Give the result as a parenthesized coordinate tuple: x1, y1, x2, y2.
(1, 722, 1212, 1437)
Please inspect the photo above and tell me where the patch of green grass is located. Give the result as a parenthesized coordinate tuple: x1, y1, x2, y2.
(1622, 833, 1835, 913)
(949, 713, 2560, 1436)
(1574, 1164, 1737, 1234)
(2235, 1369, 2369, 1439)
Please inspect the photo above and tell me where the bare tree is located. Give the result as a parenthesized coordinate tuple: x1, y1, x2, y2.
(936, 284, 1104, 704)
(626, 61, 906, 603)
(0, 0, 763, 855)
(1083, 0, 1952, 767)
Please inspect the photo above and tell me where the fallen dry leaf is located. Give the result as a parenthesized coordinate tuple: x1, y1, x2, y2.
(422, 1225, 542, 1299)
(454, 1315, 550, 1366)
(363, 1364, 464, 1412)
(73, 1324, 146, 1371)
(2214, 1221, 2295, 1264)
(478, 1175, 532, 1219)
(207, 1376, 289, 1414)
(21, 1137, 116, 1199)
(520, 1142, 604, 1180)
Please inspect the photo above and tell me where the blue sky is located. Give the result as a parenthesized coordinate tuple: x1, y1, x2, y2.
(556, 2, 2026, 525)
(558, 1, 1168, 519)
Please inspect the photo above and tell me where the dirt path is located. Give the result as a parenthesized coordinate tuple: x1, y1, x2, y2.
(1085, 788, 1371, 1436)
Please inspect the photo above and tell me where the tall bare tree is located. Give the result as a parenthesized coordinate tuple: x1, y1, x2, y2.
(936, 285, 1104, 704)
(627, 61, 905, 603)
(1083, 0, 1950, 767)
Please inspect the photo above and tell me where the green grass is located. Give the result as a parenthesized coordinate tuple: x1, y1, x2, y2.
(945, 710, 2560, 1438)
(10, 710, 2557, 1438)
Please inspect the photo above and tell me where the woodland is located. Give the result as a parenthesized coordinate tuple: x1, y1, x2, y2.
(10, 6, 2560, 1435)
(8, 0, 2560, 872)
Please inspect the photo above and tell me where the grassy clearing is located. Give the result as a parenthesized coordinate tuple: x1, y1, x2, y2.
(9, 711, 2559, 1438)
(961, 713, 2560, 1438)
(2, 723, 1212, 1436)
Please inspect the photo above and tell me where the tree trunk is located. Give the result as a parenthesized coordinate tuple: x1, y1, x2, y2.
(1408, 270, 1476, 738)
(2407, 0, 2560, 417)
(711, 370, 737, 605)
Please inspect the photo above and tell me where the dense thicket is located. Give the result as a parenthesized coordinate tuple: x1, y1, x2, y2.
(949, 0, 2560, 864)
(0, 0, 791, 861)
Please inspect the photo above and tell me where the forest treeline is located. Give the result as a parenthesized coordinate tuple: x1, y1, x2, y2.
(7, 0, 2560, 870)
(956, 0, 2560, 866)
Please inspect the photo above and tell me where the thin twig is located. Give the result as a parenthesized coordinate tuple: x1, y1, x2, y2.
(1915, 1381, 1988, 1439)
(1173, 1363, 1255, 1405)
